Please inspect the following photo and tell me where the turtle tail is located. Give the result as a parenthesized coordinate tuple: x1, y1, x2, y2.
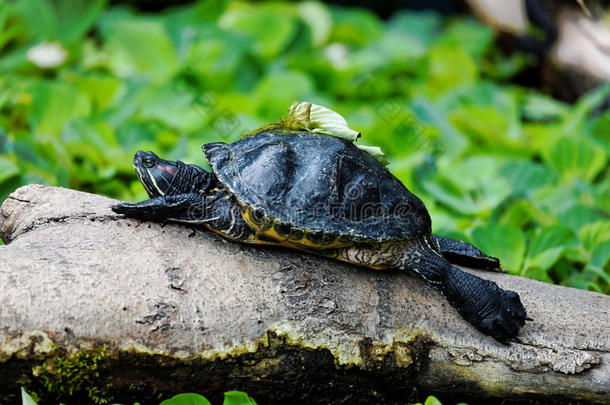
(398, 236, 528, 343)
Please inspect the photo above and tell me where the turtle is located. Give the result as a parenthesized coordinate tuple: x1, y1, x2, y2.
(112, 129, 529, 342)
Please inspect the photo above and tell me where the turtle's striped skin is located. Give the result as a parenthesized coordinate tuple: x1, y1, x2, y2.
(112, 130, 529, 343)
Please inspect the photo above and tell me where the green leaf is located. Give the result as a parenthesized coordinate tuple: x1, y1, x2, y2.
(593, 176, 610, 213)
(450, 105, 511, 144)
(522, 93, 569, 121)
(11, 0, 106, 43)
(13, 0, 58, 40)
(527, 247, 564, 272)
(297, 1, 332, 47)
(439, 20, 493, 58)
(523, 122, 564, 154)
(543, 137, 606, 183)
(28, 81, 91, 135)
(159, 393, 212, 405)
(527, 225, 575, 259)
(563, 274, 603, 292)
(420, 175, 479, 215)
(589, 113, 610, 154)
(387, 12, 440, 46)
(329, 7, 383, 47)
(422, 156, 511, 215)
(522, 266, 553, 283)
(530, 184, 580, 216)
(482, 50, 529, 79)
(579, 221, 610, 252)
(165, 0, 228, 30)
(564, 83, 610, 133)
(410, 98, 468, 157)
(497, 199, 557, 229)
(424, 395, 443, 405)
(60, 118, 129, 178)
(559, 205, 606, 233)
(0, 155, 20, 184)
(583, 266, 610, 286)
(253, 71, 314, 119)
(129, 83, 203, 132)
(472, 223, 526, 273)
(500, 160, 555, 194)
(183, 28, 247, 91)
(104, 18, 179, 82)
(223, 391, 257, 405)
(0, 2, 17, 46)
(54, 0, 106, 43)
(219, 2, 298, 59)
(370, 29, 428, 65)
(425, 46, 477, 95)
(70, 74, 122, 113)
(21, 387, 38, 405)
(588, 240, 610, 275)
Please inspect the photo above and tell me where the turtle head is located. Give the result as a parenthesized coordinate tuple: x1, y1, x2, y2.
(133, 151, 179, 198)
(133, 150, 212, 198)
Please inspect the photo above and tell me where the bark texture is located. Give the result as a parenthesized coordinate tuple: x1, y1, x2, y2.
(0, 185, 608, 404)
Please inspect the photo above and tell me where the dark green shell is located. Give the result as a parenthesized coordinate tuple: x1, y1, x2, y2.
(202, 130, 431, 242)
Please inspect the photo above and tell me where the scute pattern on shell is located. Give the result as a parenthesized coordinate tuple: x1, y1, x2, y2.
(203, 130, 432, 242)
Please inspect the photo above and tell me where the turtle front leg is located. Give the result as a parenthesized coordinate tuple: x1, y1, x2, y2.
(112, 193, 205, 221)
(112, 191, 255, 241)
(433, 235, 503, 272)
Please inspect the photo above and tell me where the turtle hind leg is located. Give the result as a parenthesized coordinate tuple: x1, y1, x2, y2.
(440, 264, 528, 343)
(112, 193, 205, 221)
(433, 235, 503, 273)
(396, 236, 528, 343)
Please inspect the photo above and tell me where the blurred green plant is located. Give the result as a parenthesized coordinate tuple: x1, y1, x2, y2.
(408, 396, 468, 405)
(159, 391, 256, 405)
(21, 386, 459, 405)
(0, 0, 608, 293)
(20, 387, 256, 405)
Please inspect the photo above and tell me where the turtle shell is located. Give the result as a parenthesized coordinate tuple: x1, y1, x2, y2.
(202, 130, 431, 242)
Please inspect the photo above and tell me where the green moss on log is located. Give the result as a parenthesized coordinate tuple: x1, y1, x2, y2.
(30, 345, 111, 404)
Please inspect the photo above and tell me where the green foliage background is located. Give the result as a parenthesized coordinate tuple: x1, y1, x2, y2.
(1, 0, 609, 293)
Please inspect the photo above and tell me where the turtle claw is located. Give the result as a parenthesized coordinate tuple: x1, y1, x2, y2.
(111, 202, 133, 214)
(481, 289, 528, 344)
(111, 202, 148, 220)
(442, 266, 528, 343)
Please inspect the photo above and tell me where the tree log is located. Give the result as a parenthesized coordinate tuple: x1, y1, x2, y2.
(0, 185, 608, 404)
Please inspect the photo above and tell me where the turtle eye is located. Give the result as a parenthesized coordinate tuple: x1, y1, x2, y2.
(142, 157, 154, 167)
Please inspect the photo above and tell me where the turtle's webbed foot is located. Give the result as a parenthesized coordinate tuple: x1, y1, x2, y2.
(443, 266, 528, 343)
(112, 194, 205, 222)
(475, 284, 528, 343)
(111, 197, 174, 221)
(111, 202, 153, 220)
